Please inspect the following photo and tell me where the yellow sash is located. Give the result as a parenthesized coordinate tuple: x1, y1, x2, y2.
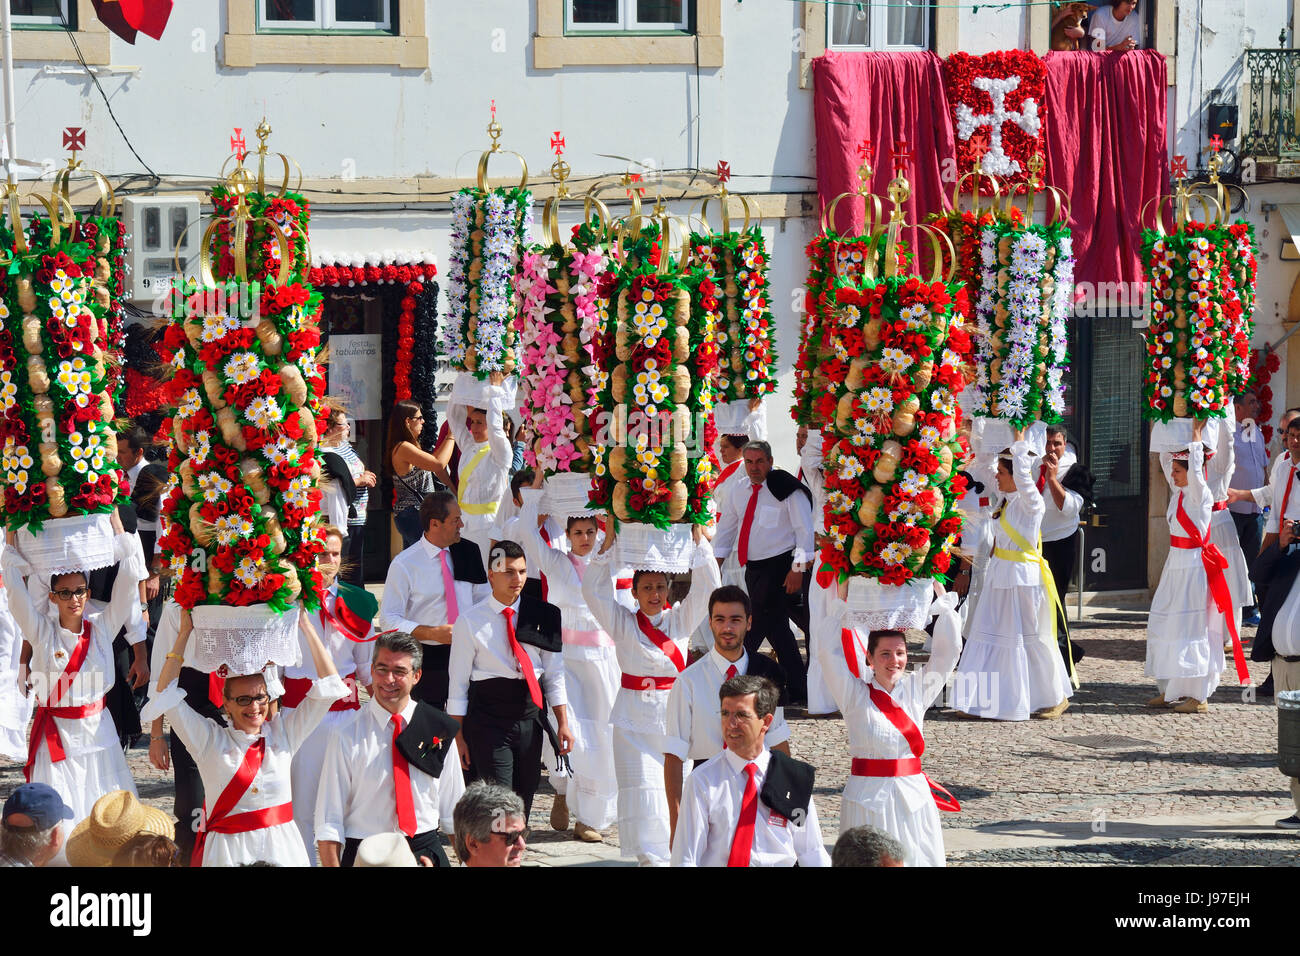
(456, 444, 498, 516)
(992, 511, 1080, 689)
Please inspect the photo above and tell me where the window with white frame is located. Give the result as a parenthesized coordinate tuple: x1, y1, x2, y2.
(258, 0, 392, 32)
(567, 0, 689, 33)
(827, 1, 928, 50)
(10, 0, 71, 28)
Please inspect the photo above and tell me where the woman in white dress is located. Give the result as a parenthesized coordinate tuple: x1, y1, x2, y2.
(1146, 423, 1225, 713)
(581, 525, 720, 867)
(817, 585, 963, 866)
(142, 608, 349, 866)
(2, 513, 146, 828)
(517, 478, 620, 841)
(0, 540, 32, 762)
(951, 433, 1074, 720)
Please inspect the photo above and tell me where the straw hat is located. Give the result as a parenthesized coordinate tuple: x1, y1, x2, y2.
(65, 790, 175, 867)
(353, 832, 419, 867)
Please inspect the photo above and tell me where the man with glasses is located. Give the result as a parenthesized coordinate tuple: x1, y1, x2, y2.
(670, 675, 829, 867)
(316, 630, 464, 867)
(2, 511, 148, 852)
(452, 781, 528, 867)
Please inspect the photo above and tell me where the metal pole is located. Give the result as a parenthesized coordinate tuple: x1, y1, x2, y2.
(1, 0, 16, 188)
(1076, 523, 1085, 622)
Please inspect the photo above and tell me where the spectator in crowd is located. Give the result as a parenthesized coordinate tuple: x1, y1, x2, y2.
(65, 789, 175, 867)
(1230, 390, 1268, 626)
(321, 407, 377, 585)
(112, 833, 183, 867)
(388, 400, 453, 549)
(117, 424, 168, 601)
(1088, 0, 1141, 50)
(832, 825, 906, 867)
(452, 781, 528, 867)
(1039, 425, 1092, 667)
(0, 783, 74, 867)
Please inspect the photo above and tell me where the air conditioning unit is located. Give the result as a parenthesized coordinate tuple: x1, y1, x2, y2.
(122, 195, 202, 307)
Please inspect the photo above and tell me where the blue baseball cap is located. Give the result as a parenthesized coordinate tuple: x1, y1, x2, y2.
(2, 783, 76, 830)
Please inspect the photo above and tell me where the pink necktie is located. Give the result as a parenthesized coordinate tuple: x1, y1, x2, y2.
(440, 550, 458, 624)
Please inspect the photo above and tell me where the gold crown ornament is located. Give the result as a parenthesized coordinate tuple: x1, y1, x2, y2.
(1141, 153, 1225, 235)
(539, 132, 611, 248)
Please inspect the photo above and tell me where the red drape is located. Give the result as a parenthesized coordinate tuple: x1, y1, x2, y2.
(812, 51, 956, 243)
(1043, 50, 1169, 288)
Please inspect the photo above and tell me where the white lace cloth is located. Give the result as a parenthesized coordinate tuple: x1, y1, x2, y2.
(617, 523, 696, 572)
(971, 417, 1048, 458)
(449, 370, 518, 410)
(844, 575, 934, 631)
(189, 603, 303, 675)
(16, 513, 117, 576)
(1150, 417, 1223, 454)
(543, 472, 598, 519)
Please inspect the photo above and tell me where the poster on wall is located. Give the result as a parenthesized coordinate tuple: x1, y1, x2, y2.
(327, 333, 383, 420)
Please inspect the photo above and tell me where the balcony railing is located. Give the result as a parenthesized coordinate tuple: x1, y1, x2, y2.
(1242, 47, 1300, 161)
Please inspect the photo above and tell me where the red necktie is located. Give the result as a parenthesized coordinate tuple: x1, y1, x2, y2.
(737, 483, 762, 566)
(726, 763, 759, 867)
(208, 672, 226, 709)
(1036, 463, 1049, 493)
(390, 713, 417, 838)
(725, 664, 738, 679)
(502, 607, 543, 709)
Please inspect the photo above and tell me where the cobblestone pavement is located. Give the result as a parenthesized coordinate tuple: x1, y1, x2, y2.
(4, 607, 1297, 866)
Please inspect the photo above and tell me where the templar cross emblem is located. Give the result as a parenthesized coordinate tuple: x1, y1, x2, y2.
(954, 75, 1041, 177)
(230, 128, 247, 161)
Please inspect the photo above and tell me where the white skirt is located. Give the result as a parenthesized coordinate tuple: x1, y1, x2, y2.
(201, 821, 310, 868)
(612, 726, 671, 865)
(840, 776, 945, 867)
(1209, 509, 1252, 608)
(31, 744, 138, 864)
(1146, 551, 1218, 684)
(0, 608, 29, 762)
(953, 584, 1073, 720)
(554, 650, 620, 831)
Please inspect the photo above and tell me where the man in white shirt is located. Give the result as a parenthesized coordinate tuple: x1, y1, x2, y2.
(379, 491, 489, 710)
(448, 540, 574, 817)
(714, 440, 814, 704)
(664, 584, 792, 844)
(448, 372, 515, 560)
(1040, 426, 1090, 667)
(1230, 391, 1269, 624)
(1087, 0, 1141, 50)
(671, 674, 829, 867)
(316, 631, 465, 866)
(287, 526, 376, 862)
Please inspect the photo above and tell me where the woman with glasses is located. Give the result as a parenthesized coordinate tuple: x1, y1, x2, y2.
(387, 400, 453, 549)
(142, 608, 349, 866)
(1, 511, 148, 844)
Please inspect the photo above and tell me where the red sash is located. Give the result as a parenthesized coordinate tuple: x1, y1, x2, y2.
(854, 685, 961, 812)
(616, 577, 633, 590)
(25, 621, 105, 782)
(635, 611, 686, 672)
(620, 674, 677, 690)
(192, 738, 293, 866)
(718, 459, 742, 485)
(1211, 500, 1229, 512)
(539, 527, 552, 601)
(1169, 493, 1250, 686)
(280, 675, 361, 711)
(321, 592, 374, 643)
(841, 628, 864, 680)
